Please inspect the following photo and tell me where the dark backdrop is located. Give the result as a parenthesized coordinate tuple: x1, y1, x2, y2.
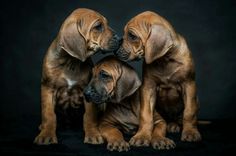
(0, 0, 235, 129)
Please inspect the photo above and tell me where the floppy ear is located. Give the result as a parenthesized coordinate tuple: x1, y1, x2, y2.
(58, 21, 87, 62)
(115, 64, 141, 102)
(145, 25, 173, 64)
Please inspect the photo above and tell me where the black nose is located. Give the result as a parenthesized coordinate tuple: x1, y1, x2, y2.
(83, 86, 93, 102)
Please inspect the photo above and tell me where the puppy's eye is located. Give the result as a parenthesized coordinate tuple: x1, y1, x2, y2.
(94, 23, 103, 32)
(128, 31, 137, 41)
(99, 70, 112, 80)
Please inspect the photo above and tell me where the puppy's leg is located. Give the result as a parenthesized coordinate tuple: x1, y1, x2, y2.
(129, 78, 155, 147)
(83, 101, 104, 144)
(99, 123, 130, 152)
(151, 112, 176, 150)
(34, 85, 57, 145)
(181, 80, 201, 142)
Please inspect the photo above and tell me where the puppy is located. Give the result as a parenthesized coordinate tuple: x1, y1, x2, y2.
(34, 8, 119, 145)
(84, 56, 142, 152)
(116, 11, 201, 149)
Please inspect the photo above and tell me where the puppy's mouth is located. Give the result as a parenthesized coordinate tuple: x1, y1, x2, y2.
(101, 34, 120, 54)
(114, 47, 130, 61)
(84, 90, 109, 105)
(133, 55, 143, 61)
(88, 97, 104, 104)
(88, 43, 101, 53)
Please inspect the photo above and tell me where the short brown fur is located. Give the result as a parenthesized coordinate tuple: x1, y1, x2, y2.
(116, 11, 201, 149)
(34, 8, 119, 145)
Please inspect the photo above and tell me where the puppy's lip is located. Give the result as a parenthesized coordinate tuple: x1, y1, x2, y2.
(114, 53, 129, 61)
(90, 95, 109, 104)
(91, 99, 105, 104)
(84, 95, 91, 102)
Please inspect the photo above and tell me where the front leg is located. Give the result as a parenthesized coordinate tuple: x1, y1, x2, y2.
(99, 122, 129, 152)
(181, 80, 201, 142)
(151, 111, 176, 150)
(83, 101, 104, 144)
(129, 78, 156, 147)
(34, 85, 57, 145)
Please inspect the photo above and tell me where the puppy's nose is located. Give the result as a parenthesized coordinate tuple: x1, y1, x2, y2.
(112, 34, 120, 42)
(113, 33, 119, 38)
(83, 86, 92, 102)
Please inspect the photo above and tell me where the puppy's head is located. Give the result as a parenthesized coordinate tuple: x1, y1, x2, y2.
(115, 11, 177, 64)
(58, 8, 119, 62)
(84, 56, 141, 104)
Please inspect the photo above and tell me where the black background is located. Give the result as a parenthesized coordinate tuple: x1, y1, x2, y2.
(0, 0, 236, 155)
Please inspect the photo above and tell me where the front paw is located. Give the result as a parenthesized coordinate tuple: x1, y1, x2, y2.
(181, 128, 201, 142)
(34, 130, 57, 145)
(84, 131, 104, 144)
(167, 123, 180, 133)
(129, 132, 151, 147)
(151, 137, 176, 150)
(107, 140, 130, 152)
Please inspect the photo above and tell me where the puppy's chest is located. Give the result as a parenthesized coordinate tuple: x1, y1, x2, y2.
(56, 59, 92, 88)
(59, 68, 90, 89)
(152, 62, 183, 84)
(53, 73, 85, 109)
(64, 76, 79, 89)
(55, 85, 84, 109)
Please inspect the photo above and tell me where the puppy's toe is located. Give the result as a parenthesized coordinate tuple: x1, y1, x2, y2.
(107, 140, 130, 152)
(129, 134, 150, 147)
(181, 129, 202, 142)
(167, 123, 180, 133)
(84, 134, 104, 144)
(151, 137, 176, 150)
(118, 141, 130, 152)
(34, 131, 58, 145)
(107, 142, 114, 151)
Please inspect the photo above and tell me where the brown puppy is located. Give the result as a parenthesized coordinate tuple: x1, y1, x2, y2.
(84, 56, 143, 152)
(115, 11, 201, 149)
(34, 8, 119, 145)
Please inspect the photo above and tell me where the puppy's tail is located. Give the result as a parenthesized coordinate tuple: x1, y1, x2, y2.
(198, 120, 211, 125)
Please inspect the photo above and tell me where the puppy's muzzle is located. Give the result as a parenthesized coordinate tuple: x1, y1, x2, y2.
(83, 86, 103, 104)
(107, 34, 120, 52)
(114, 46, 130, 61)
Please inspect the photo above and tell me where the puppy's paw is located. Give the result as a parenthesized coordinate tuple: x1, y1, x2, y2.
(129, 133, 151, 147)
(34, 130, 57, 145)
(181, 128, 201, 142)
(151, 137, 176, 150)
(107, 140, 130, 152)
(84, 131, 104, 144)
(167, 123, 180, 133)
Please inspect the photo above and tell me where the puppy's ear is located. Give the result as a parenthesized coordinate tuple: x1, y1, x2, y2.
(115, 64, 141, 102)
(58, 21, 87, 62)
(145, 25, 173, 64)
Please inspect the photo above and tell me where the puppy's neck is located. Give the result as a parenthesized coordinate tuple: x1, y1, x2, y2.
(111, 91, 138, 106)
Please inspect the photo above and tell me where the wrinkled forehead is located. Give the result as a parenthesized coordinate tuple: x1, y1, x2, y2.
(125, 15, 150, 39)
(124, 12, 166, 41)
(126, 11, 163, 31)
(73, 9, 106, 23)
(93, 60, 120, 78)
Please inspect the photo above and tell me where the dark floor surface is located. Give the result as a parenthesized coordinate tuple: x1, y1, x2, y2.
(0, 118, 235, 156)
